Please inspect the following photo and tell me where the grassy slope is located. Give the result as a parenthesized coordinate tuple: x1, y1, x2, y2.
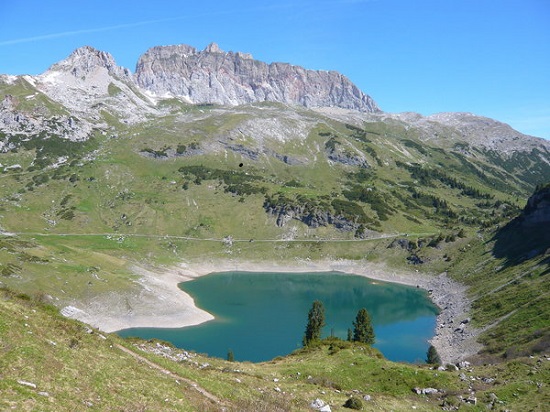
(0, 289, 213, 411)
(2, 288, 549, 411)
(1, 97, 550, 409)
(447, 226, 550, 361)
(2, 103, 542, 242)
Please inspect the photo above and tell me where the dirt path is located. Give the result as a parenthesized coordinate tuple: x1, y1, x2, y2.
(114, 343, 224, 407)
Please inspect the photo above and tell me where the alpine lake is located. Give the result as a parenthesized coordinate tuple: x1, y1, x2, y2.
(118, 271, 439, 363)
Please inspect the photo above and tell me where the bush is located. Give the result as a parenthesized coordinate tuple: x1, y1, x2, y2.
(343, 396, 363, 410)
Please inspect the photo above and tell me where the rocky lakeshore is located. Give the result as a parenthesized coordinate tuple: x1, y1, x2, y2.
(61, 259, 480, 364)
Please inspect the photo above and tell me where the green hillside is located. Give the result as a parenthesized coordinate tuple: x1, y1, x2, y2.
(2, 288, 549, 411)
(1, 84, 550, 410)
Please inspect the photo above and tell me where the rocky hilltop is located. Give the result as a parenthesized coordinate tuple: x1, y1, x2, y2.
(135, 43, 380, 112)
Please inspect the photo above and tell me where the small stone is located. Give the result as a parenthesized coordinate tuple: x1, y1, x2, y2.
(464, 396, 477, 405)
(17, 380, 37, 389)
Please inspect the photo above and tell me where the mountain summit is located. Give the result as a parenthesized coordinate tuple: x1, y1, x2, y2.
(135, 43, 380, 112)
(45, 45, 132, 80)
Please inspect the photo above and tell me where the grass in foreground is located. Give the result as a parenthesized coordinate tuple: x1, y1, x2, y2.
(1, 287, 549, 411)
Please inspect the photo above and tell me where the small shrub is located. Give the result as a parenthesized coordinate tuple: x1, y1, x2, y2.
(343, 396, 363, 410)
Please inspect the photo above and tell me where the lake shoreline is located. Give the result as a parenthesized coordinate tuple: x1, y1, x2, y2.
(63, 259, 481, 364)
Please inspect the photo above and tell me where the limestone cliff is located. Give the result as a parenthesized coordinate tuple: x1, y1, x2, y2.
(135, 43, 380, 112)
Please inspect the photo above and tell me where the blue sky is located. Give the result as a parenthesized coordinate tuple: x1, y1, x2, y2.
(1, 0, 549, 139)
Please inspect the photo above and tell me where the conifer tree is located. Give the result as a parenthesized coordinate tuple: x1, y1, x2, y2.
(303, 300, 325, 346)
(426, 345, 441, 365)
(352, 308, 375, 345)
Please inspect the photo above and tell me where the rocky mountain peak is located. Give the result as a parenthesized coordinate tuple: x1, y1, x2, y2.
(33, 46, 152, 124)
(135, 43, 380, 112)
(204, 42, 223, 53)
(45, 46, 130, 79)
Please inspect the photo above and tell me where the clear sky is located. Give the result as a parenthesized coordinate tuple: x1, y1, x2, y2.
(1, 0, 549, 139)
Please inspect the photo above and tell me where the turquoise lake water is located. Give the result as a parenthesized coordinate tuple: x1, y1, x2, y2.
(118, 271, 439, 363)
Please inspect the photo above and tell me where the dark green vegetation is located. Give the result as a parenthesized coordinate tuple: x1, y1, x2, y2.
(352, 308, 375, 345)
(1, 78, 550, 409)
(303, 300, 326, 346)
(426, 345, 442, 365)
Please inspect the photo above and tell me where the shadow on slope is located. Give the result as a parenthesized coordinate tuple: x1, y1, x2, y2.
(492, 183, 550, 268)
(492, 218, 550, 268)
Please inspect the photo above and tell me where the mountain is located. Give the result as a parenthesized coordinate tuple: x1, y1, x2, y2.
(1, 43, 550, 410)
(1, 44, 549, 237)
(135, 42, 380, 112)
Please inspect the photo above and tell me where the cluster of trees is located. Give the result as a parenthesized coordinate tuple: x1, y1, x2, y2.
(398, 161, 493, 200)
(178, 165, 266, 196)
(409, 188, 458, 219)
(302, 301, 375, 347)
(342, 185, 393, 221)
(303, 300, 442, 365)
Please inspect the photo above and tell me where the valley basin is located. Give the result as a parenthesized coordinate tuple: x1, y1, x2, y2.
(118, 271, 439, 363)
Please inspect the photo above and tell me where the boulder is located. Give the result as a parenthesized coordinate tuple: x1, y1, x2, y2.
(310, 398, 331, 411)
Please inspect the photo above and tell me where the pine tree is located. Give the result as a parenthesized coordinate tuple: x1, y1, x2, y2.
(303, 300, 325, 346)
(352, 308, 375, 345)
(426, 345, 441, 365)
(227, 349, 234, 362)
(347, 328, 353, 342)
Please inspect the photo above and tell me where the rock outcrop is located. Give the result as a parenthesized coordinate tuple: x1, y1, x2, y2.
(135, 43, 380, 112)
(493, 182, 550, 261)
(0, 93, 91, 143)
(521, 183, 550, 226)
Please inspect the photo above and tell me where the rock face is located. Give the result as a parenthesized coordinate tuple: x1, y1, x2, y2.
(521, 184, 550, 226)
(135, 43, 380, 112)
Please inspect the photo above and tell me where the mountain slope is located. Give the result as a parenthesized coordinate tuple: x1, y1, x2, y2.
(1, 43, 550, 410)
(3, 287, 549, 411)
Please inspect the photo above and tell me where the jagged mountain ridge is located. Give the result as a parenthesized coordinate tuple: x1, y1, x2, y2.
(1, 43, 549, 161)
(135, 43, 380, 112)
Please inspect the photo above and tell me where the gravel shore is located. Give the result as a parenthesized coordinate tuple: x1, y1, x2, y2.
(62, 258, 480, 363)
